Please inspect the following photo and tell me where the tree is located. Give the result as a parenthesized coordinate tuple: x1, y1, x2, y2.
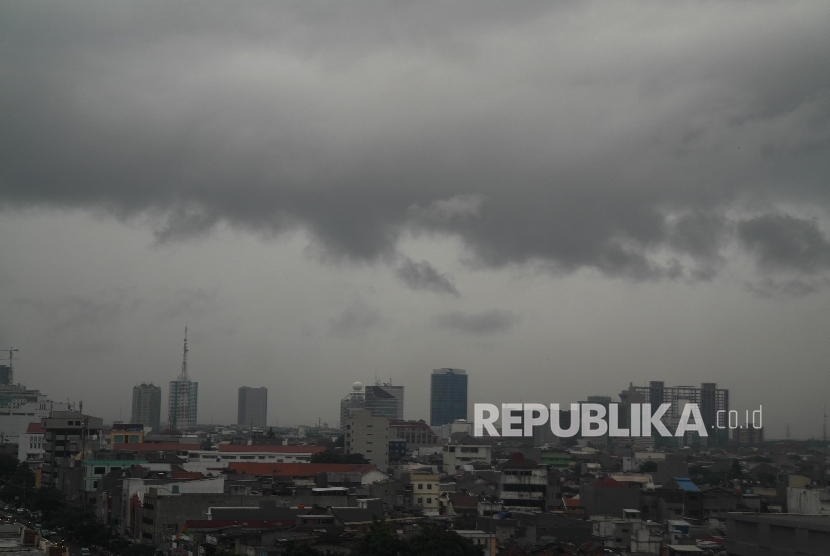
(351, 519, 408, 556)
(310, 449, 369, 464)
(639, 461, 658, 473)
(407, 525, 483, 556)
(728, 459, 744, 480)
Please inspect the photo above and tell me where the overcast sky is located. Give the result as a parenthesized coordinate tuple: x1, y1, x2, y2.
(1, 1, 829, 438)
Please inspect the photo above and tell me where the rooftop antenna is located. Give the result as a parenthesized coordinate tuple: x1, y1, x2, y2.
(180, 325, 189, 381)
(4, 347, 18, 385)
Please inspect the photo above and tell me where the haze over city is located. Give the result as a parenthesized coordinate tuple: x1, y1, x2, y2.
(1, 1, 829, 438)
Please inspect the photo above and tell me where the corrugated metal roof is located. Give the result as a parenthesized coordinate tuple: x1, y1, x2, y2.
(672, 477, 701, 492)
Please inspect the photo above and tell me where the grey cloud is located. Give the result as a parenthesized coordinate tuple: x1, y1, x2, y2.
(744, 277, 830, 299)
(154, 287, 219, 321)
(329, 296, 382, 338)
(396, 258, 459, 296)
(436, 309, 518, 335)
(15, 289, 142, 336)
(1, 2, 829, 285)
(738, 214, 830, 273)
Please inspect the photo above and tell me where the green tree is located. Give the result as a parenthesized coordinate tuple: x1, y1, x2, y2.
(310, 449, 369, 464)
(351, 519, 408, 556)
(407, 525, 483, 556)
(639, 461, 658, 473)
(728, 459, 744, 480)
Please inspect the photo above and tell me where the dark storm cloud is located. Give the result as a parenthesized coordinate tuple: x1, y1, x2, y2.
(329, 296, 382, 338)
(738, 214, 830, 273)
(436, 309, 518, 335)
(396, 258, 459, 296)
(2, 2, 830, 287)
(15, 289, 142, 336)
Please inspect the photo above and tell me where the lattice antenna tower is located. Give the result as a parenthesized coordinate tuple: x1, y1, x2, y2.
(180, 326, 189, 381)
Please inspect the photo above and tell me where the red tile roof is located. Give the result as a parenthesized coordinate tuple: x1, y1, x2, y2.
(113, 443, 199, 452)
(227, 462, 376, 477)
(26, 422, 45, 434)
(217, 444, 326, 454)
(172, 471, 203, 480)
(592, 477, 626, 488)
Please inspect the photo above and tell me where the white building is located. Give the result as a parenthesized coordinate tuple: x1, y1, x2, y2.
(788, 487, 830, 515)
(443, 439, 492, 473)
(17, 422, 45, 468)
(0, 385, 70, 447)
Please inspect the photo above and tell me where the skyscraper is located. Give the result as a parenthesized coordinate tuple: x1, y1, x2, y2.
(238, 386, 268, 428)
(131, 383, 162, 431)
(379, 382, 404, 420)
(619, 381, 730, 446)
(430, 368, 468, 427)
(168, 328, 198, 431)
(340, 382, 365, 433)
(365, 382, 404, 420)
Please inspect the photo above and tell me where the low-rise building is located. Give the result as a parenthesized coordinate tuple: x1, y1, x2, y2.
(17, 422, 45, 468)
(498, 454, 556, 512)
(443, 436, 492, 473)
(725, 513, 830, 555)
(410, 473, 440, 514)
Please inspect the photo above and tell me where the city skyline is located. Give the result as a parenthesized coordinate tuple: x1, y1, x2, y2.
(1, 2, 829, 438)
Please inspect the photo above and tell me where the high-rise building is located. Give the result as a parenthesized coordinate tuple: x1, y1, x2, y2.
(0, 365, 12, 386)
(41, 410, 104, 488)
(340, 380, 404, 432)
(430, 368, 468, 427)
(168, 328, 198, 432)
(345, 409, 388, 471)
(378, 383, 404, 420)
(131, 383, 162, 431)
(238, 386, 268, 428)
(364, 383, 405, 420)
(619, 381, 730, 446)
(340, 382, 365, 433)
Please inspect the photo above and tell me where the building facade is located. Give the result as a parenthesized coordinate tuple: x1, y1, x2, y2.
(168, 380, 198, 432)
(340, 382, 365, 433)
(364, 385, 399, 420)
(41, 410, 104, 488)
(345, 409, 389, 471)
(430, 368, 468, 427)
(237, 386, 268, 428)
(619, 381, 730, 446)
(131, 383, 162, 431)
(377, 383, 404, 419)
(17, 422, 45, 468)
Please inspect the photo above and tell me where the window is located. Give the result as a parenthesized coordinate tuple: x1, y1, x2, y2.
(94, 467, 106, 475)
(418, 484, 423, 490)
(426, 498, 432, 503)
(427, 484, 432, 490)
(417, 498, 423, 504)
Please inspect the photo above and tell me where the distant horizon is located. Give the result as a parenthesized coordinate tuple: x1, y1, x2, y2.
(2, 2, 829, 442)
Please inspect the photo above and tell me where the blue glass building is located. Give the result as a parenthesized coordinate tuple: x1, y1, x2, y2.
(430, 368, 468, 427)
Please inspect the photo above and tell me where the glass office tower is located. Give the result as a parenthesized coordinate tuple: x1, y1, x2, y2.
(430, 368, 468, 427)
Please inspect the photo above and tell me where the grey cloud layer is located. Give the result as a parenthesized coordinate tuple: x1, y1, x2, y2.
(436, 309, 519, 336)
(2, 2, 830, 288)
